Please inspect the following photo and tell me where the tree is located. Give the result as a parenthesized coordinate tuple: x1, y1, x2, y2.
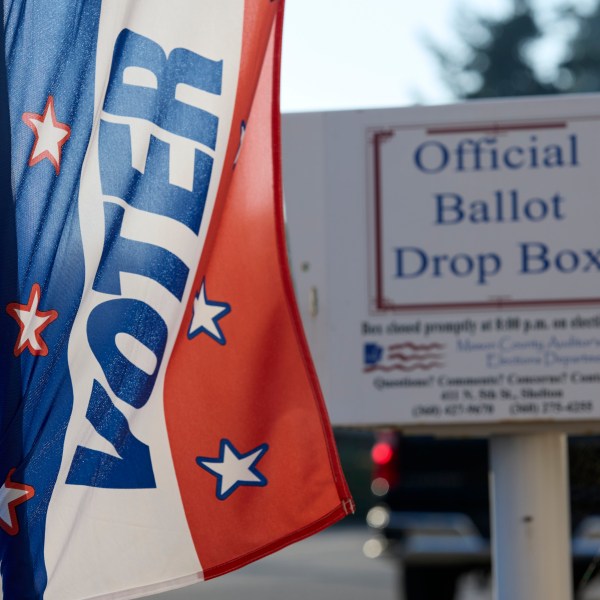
(431, 0, 558, 99)
(558, 3, 600, 92)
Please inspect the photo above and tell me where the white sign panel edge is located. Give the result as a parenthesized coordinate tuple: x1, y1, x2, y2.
(282, 95, 600, 433)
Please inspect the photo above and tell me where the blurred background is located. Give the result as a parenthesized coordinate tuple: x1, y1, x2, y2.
(280, 1, 600, 599)
(282, 0, 600, 112)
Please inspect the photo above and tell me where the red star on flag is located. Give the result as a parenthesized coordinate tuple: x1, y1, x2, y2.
(22, 96, 71, 174)
(6, 283, 58, 357)
(0, 469, 35, 536)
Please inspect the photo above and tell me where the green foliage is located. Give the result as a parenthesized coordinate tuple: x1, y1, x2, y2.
(559, 3, 600, 92)
(432, 0, 558, 99)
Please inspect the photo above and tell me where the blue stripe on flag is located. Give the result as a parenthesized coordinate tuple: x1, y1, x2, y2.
(0, 1, 101, 597)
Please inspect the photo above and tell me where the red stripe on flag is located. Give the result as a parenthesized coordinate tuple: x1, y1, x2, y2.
(164, 0, 352, 579)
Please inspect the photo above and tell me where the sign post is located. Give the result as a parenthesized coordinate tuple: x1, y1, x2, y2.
(282, 95, 600, 599)
(490, 432, 572, 600)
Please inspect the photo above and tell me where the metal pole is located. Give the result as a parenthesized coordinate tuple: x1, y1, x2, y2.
(489, 432, 572, 600)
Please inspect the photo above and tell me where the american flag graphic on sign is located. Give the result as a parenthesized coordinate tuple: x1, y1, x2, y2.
(364, 341, 446, 372)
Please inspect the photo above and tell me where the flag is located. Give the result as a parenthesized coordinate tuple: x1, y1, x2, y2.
(0, 1, 353, 598)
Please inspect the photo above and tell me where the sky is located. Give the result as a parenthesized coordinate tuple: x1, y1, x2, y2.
(280, 0, 596, 113)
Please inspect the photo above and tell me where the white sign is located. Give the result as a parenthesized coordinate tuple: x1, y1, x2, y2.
(282, 96, 600, 431)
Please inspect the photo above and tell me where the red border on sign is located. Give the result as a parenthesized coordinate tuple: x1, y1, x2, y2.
(371, 119, 600, 313)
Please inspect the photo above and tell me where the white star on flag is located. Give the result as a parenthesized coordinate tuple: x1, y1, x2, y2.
(22, 95, 71, 174)
(188, 279, 231, 345)
(196, 439, 269, 500)
(0, 469, 35, 536)
(6, 283, 59, 357)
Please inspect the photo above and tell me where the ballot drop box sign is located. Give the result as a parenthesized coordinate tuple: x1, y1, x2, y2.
(282, 95, 600, 430)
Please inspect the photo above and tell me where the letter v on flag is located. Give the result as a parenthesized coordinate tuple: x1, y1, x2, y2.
(0, 1, 353, 599)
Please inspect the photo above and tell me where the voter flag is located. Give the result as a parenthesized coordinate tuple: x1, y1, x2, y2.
(0, 1, 353, 598)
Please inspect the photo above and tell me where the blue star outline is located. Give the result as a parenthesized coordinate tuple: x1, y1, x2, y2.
(196, 439, 269, 501)
(187, 279, 231, 345)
